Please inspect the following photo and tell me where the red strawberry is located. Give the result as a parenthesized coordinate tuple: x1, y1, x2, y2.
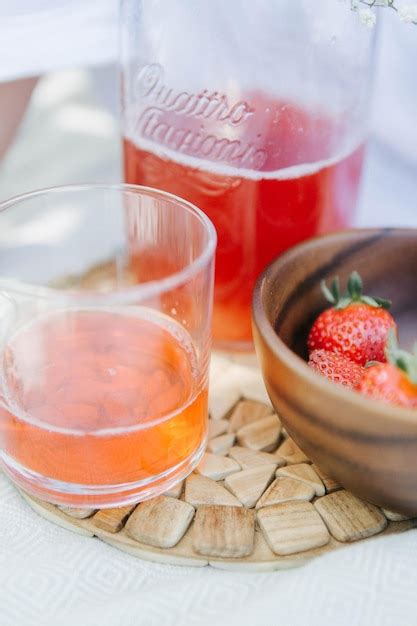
(308, 271, 396, 366)
(308, 349, 365, 389)
(357, 332, 417, 409)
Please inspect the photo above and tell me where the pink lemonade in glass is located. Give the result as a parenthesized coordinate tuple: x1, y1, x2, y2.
(0, 309, 207, 505)
(0, 185, 215, 506)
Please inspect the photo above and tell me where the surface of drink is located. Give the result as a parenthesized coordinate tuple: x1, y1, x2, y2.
(0, 308, 207, 505)
(124, 96, 364, 348)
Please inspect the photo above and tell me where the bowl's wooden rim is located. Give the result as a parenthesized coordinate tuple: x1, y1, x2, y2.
(252, 228, 417, 426)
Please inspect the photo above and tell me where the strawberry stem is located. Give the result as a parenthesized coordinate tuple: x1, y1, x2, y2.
(347, 271, 363, 300)
(320, 271, 392, 311)
(385, 330, 417, 385)
(320, 278, 339, 304)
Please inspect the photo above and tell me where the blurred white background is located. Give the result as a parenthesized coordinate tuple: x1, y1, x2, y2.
(0, 2, 416, 227)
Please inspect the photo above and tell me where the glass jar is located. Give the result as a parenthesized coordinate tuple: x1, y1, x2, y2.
(120, 0, 376, 350)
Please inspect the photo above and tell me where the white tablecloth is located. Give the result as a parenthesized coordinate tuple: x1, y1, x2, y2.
(0, 5, 417, 626)
(2, 468, 417, 626)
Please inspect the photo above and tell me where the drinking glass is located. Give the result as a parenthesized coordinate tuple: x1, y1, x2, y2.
(120, 0, 376, 350)
(0, 184, 216, 507)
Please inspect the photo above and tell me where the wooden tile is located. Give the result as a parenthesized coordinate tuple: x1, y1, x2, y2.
(228, 446, 284, 470)
(21, 494, 94, 538)
(209, 384, 240, 420)
(163, 480, 184, 499)
(237, 415, 281, 452)
(58, 506, 96, 519)
(224, 464, 276, 508)
(196, 452, 240, 481)
(193, 505, 255, 557)
(92, 505, 136, 534)
(382, 509, 413, 522)
(314, 490, 387, 542)
(125, 496, 194, 548)
(256, 477, 315, 509)
(22, 327, 417, 571)
(208, 419, 229, 440)
(237, 369, 271, 404)
(382, 509, 414, 522)
(227, 400, 272, 433)
(207, 433, 235, 455)
(105, 530, 208, 567)
(257, 501, 330, 555)
(277, 438, 310, 465)
(311, 464, 341, 493)
(277, 463, 325, 496)
(185, 474, 243, 508)
(274, 453, 287, 467)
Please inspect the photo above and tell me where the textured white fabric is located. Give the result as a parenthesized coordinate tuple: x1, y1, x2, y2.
(1, 5, 417, 626)
(2, 470, 417, 626)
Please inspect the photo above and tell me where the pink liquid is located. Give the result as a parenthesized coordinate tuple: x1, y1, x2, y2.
(124, 94, 364, 347)
(0, 309, 207, 505)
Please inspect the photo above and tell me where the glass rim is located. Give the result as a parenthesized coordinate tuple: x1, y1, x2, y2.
(0, 183, 217, 303)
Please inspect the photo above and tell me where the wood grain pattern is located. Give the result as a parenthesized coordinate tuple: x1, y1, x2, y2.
(228, 400, 272, 433)
(311, 464, 341, 494)
(252, 228, 417, 515)
(277, 438, 310, 465)
(207, 433, 235, 455)
(277, 464, 325, 496)
(125, 497, 194, 548)
(224, 464, 276, 508)
(314, 491, 388, 542)
(228, 446, 283, 470)
(257, 501, 330, 555)
(92, 506, 136, 534)
(193, 505, 255, 558)
(22, 488, 417, 570)
(256, 476, 315, 509)
(237, 415, 281, 452)
(196, 452, 240, 481)
(185, 474, 242, 508)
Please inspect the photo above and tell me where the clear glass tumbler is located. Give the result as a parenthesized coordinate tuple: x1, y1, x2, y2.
(120, 0, 376, 350)
(0, 184, 216, 507)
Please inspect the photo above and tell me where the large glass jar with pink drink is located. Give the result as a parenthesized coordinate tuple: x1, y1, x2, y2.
(120, 0, 376, 350)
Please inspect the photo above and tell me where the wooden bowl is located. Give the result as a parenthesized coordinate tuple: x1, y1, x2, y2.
(252, 228, 417, 515)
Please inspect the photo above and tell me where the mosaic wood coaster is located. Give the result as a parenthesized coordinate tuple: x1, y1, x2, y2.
(18, 354, 417, 571)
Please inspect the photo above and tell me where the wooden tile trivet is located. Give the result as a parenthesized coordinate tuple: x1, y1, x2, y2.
(17, 353, 417, 571)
